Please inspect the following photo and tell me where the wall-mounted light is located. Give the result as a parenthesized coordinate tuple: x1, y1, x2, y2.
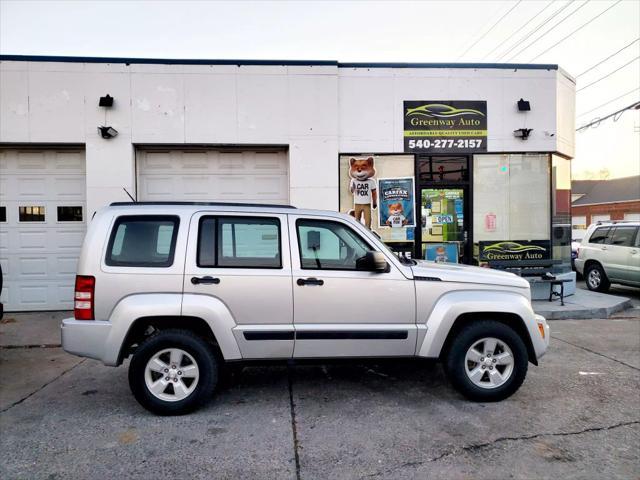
(513, 128, 532, 140)
(517, 98, 531, 111)
(99, 94, 114, 107)
(98, 126, 118, 139)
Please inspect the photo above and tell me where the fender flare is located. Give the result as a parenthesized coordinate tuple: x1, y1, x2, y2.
(104, 293, 241, 366)
(417, 290, 543, 359)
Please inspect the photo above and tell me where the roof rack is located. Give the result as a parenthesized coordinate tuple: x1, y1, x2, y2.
(109, 201, 296, 209)
(595, 219, 634, 225)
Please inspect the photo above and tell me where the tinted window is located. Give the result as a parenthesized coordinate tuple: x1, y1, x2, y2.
(198, 218, 217, 267)
(588, 227, 611, 244)
(297, 219, 371, 270)
(609, 226, 637, 247)
(215, 217, 281, 268)
(0, 206, 5, 222)
(106, 216, 179, 267)
(19, 206, 45, 222)
(57, 206, 83, 222)
(418, 156, 469, 182)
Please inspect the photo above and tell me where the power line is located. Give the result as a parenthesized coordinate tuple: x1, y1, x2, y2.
(482, 1, 555, 60)
(577, 56, 640, 92)
(576, 101, 640, 131)
(576, 38, 640, 78)
(458, 1, 523, 60)
(504, 0, 591, 62)
(577, 87, 640, 118)
(529, 0, 624, 61)
(496, 0, 577, 61)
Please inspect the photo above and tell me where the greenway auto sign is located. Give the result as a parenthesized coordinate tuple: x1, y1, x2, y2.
(404, 101, 487, 153)
(479, 240, 551, 261)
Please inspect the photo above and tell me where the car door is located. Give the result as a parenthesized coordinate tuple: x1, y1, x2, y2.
(289, 214, 416, 358)
(183, 212, 294, 359)
(605, 226, 638, 283)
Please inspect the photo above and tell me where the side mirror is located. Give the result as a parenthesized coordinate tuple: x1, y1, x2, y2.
(356, 251, 389, 273)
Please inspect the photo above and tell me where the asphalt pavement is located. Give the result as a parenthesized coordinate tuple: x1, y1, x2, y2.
(0, 295, 638, 479)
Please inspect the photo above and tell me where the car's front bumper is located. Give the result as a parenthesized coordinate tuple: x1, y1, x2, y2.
(534, 314, 550, 359)
(61, 318, 113, 364)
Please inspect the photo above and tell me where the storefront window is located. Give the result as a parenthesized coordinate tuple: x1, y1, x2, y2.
(418, 156, 469, 183)
(552, 154, 572, 271)
(339, 154, 415, 256)
(473, 154, 550, 263)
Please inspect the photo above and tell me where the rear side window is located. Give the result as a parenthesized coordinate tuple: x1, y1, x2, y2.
(588, 227, 611, 244)
(106, 215, 179, 267)
(197, 216, 281, 269)
(609, 226, 637, 247)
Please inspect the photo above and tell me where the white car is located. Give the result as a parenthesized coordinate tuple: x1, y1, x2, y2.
(61, 202, 549, 415)
(575, 221, 640, 292)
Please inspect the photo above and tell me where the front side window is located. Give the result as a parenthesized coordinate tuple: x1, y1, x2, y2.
(297, 219, 371, 270)
(609, 226, 637, 247)
(198, 216, 281, 268)
(588, 227, 611, 245)
(106, 216, 179, 267)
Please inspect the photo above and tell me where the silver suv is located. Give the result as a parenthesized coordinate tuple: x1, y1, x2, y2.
(62, 202, 549, 415)
(575, 221, 640, 292)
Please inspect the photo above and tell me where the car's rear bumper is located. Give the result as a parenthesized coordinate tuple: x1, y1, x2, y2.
(574, 258, 585, 275)
(61, 318, 114, 365)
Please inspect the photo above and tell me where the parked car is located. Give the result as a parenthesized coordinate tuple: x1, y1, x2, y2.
(61, 202, 549, 415)
(575, 221, 640, 292)
(571, 232, 585, 273)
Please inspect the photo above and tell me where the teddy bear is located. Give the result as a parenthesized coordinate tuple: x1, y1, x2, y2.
(348, 157, 377, 228)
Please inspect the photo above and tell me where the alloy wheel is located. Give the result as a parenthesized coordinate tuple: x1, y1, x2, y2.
(587, 268, 601, 289)
(464, 337, 514, 389)
(144, 348, 200, 402)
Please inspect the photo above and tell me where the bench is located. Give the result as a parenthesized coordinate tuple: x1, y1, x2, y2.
(487, 259, 562, 277)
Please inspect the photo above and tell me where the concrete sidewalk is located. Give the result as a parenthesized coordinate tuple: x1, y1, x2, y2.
(532, 287, 633, 320)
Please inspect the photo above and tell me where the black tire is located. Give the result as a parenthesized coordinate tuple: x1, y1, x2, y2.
(585, 263, 610, 292)
(129, 329, 218, 415)
(444, 320, 529, 402)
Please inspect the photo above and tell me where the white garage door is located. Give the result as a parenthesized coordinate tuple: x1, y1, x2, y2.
(137, 149, 289, 204)
(0, 149, 86, 311)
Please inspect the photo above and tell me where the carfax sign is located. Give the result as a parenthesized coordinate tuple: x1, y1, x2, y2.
(403, 101, 487, 153)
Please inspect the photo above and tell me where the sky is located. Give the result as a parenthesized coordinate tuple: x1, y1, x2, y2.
(1, 0, 639, 179)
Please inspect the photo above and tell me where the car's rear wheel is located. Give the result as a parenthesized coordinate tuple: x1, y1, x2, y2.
(445, 320, 528, 402)
(585, 263, 610, 292)
(129, 329, 218, 415)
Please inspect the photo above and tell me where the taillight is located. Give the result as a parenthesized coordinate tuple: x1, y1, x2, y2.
(74, 275, 95, 320)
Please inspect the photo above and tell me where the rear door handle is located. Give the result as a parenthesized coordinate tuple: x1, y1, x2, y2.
(191, 276, 220, 285)
(297, 277, 324, 286)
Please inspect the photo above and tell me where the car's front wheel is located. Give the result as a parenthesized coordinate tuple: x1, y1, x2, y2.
(445, 320, 528, 402)
(585, 263, 610, 292)
(129, 329, 218, 415)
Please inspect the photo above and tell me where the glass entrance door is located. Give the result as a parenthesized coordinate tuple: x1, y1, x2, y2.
(420, 188, 468, 263)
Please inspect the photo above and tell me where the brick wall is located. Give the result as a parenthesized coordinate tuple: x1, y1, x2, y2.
(572, 200, 640, 225)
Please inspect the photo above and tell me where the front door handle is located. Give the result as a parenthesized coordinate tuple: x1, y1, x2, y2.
(297, 277, 324, 286)
(191, 276, 220, 285)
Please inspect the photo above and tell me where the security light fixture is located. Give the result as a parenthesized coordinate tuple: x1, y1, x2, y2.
(517, 98, 531, 111)
(98, 126, 118, 139)
(99, 94, 114, 107)
(513, 128, 532, 140)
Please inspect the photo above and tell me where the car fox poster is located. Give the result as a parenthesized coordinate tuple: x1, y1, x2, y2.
(377, 177, 416, 229)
